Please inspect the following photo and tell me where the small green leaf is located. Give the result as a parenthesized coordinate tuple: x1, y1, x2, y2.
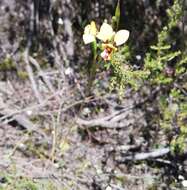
(150, 45, 171, 50)
(113, 0, 120, 30)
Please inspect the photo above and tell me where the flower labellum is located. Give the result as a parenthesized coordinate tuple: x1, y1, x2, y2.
(101, 49, 110, 61)
(100, 44, 117, 61)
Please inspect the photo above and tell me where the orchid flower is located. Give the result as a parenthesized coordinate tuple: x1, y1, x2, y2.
(83, 21, 130, 61)
(97, 22, 129, 60)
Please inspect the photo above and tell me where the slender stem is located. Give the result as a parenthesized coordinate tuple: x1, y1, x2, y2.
(87, 40, 97, 95)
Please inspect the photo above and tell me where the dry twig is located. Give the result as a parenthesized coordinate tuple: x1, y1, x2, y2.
(24, 48, 43, 104)
(29, 56, 55, 94)
(76, 104, 138, 129)
(116, 147, 170, 162)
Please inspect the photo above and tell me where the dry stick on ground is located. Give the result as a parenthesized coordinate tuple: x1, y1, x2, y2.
(24, 47, 43, 104)
(29, 56, 56, 94)
(116, 147, 170, 162)
(77, 110, 128, 129)
(76, 102, 144, 129)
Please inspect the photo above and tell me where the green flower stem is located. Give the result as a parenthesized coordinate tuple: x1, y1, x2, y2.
(87, 40, 97, 95)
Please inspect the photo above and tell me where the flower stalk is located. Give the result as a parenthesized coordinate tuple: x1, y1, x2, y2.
(87, 40, 97, 94)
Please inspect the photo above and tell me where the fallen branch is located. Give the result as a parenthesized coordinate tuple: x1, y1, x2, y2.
(24, 47, 43, 104)
(76, 116, 130, 129)
(116, 147, 170, 162)
(29, 56, 55, 94)
(76, 104, 141, 129)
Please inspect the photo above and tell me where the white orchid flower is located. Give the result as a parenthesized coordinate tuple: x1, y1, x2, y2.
(83, 21, 130, 61)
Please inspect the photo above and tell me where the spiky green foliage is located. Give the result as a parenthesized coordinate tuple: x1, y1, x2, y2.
(142, 0, 187, 153)
(109, 45, 148, 96)
(143, 0, 183, 85)
(109, 0, 186, 152)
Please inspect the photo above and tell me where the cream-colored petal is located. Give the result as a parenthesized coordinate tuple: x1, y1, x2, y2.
(114, 30, 129, 46)
(97, 23, 115, 42)
(90, 21, 97, 36)
(84, 24, 91, 34)
(83, 34, 95, 44)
